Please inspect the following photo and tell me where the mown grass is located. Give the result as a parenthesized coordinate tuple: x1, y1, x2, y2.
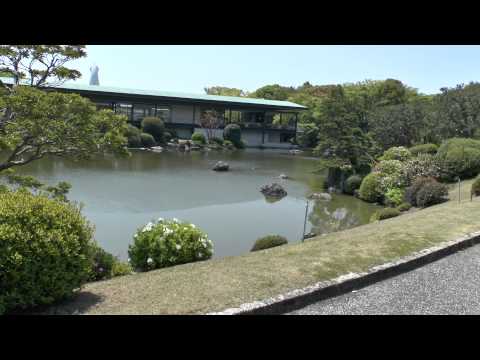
(45, 179, 480, 314)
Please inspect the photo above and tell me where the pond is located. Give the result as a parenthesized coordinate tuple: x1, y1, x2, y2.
(16, 149, 381, 260)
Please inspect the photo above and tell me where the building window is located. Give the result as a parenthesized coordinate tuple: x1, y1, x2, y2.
(114, 103, 133, 121)
(132, 104, 155, 125)
(280, 133, 294, 143)
(155, 105, 171, 122)
(95, 102, 114, 111)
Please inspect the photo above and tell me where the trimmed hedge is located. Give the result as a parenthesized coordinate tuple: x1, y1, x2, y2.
(471, 175, 480, 197)
(380, 146, 412, 162)
(140, 133, 156, 148)
(344, 175, 363, 195)
(359, 172, 384, 203)
(191, 132, 206, 144)
(125, 124, 142, 148)
(370, 208, 401, 222)
(416, 181, 448, 208)
(0, 191, 94, 314)
(409, 143, 438, 156)
(141, 117, 165, 143)
(251, 235, 288, 252)
(396, 202, 412, 212)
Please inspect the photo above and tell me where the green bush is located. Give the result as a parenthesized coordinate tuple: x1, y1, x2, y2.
(0, 191, 94, 314)
(90, 243, 132, 281)
(380, 146, 412, 162)
(416, 181, 448, 208)
(296, 123, 320, 148)
(191, 132, 206, 144)
(404, 177, 435, 207)
(210, 137, 224, 146)
(402, 153, 442, 186)
(223, 140, 235, 149)
(141, 117, 165, 143)
(163, 131, 173, 143)
(223, 124, 242, 148)
(359, 172, 384, 203)
(125, 124, 142, 148)
(471, 175, 480, 197)
(370, 208, 401, 222)
(374, 159, 406, 190)
(344, 175, 362, 195)
(128, 218, 213, 271)
(410, 143, 438, 156)
(140, 132, 156, 148)
(436, 138, 480, 180)
(396, 202, 412, 212)
(251, 235, 288, 252)
(385, 187, 405, 207)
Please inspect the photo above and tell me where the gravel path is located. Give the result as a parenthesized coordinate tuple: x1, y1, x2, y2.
(287, 244, 480, 315)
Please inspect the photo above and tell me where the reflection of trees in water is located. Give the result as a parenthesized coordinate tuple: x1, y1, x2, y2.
(308, 199, 364, 235)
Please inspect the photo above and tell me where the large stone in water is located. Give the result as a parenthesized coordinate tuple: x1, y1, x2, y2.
(308, 192, 332, 201)
(213, 161, 229, 171)
(260, 183, 287, 198)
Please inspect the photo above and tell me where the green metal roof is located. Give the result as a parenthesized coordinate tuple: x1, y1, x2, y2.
(0, 77, 307, 110)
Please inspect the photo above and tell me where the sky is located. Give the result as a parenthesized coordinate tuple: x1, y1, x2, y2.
(69, 45, 480, 95)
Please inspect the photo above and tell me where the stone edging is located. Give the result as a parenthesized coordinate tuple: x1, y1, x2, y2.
(207, 230, 480, 315)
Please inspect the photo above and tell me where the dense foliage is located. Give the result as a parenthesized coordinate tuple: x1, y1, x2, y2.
(415, 181, 448, 208)
(370, 208, 401, 222)
(223, 124, 242, 148)
(435, 138, 480, 180)
(359, 172, 384, 203)
(471, 176, 480, 197)
(344, 175, 363, 195)
(0, 191, 94, 314)
(396, 202, 412, 212)
(191, 132, 206, 144)
(379, 146, 412, 162)
(141, 117, 165, 143)
(251, 235, 288, 252)
(140, 132, 156, 148)
(90, 243, 132, 281)
(409, 143, 438, 156)
(128, 218, 213, 271)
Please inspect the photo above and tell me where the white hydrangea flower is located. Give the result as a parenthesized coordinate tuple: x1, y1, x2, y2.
(176, 244, 182, 250)
(142, 222, 154, 232)
(147, 257, 153, 265)
(157, 217, 164, 223)
(172, 218, 180, 223)
(190, 224, 196, 228)
(197, 252, 202, 258)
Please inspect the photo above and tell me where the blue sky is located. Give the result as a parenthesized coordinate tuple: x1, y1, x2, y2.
(70, 45, 480, 95)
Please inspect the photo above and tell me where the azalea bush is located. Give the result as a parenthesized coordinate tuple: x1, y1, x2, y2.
(404, 177, 448, 207)
(374, 159, 407, 191)
(401, 153, 442, 186)
(128, 218, 213, 271)
(379, 146, 412, 162)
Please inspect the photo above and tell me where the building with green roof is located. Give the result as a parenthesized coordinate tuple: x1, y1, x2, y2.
(1, 78, 307, 148)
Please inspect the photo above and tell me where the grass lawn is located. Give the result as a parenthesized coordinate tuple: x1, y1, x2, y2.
(45, 179, 480, 315)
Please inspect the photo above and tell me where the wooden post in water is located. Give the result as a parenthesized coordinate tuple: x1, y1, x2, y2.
(302, 200, 309, 242)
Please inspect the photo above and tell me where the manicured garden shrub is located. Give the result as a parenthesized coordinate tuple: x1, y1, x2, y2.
(401, 153, 442, 186)
(223, 140, 235, 149)
(141, 116, 165, 143)
(163, 131, 173, 143)
(191, 132, 206, 144)
(396, 202, 412, 212)
(344, 174, 362, 195)
(90, 243, 132, 281)
(384, 187, 405, 207)
(223, 124, 242, 148)
(380, 146, 412, 162)
(374, 159, 406, 190)
(471, 175, 480, 197)
(409, 143, 439, 156)
(0, 191, 94, 314)
(359, 172, 384, 203)
(128, 218, 213, 271)
(140, 132, 156, 148)
(251, 235, 288, 252)
(370, 208, 401, 222)
(404, 177, 435, 207)
(436, 138, 480, 180)
(415, 181, 448, 208)
(210, 137, 224, 146)
(125, 124, 142, 148)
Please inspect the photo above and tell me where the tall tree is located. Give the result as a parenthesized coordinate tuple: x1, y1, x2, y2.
(204, 86, 248, 97)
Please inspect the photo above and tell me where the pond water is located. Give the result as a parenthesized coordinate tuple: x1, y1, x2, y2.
(16, 149, 380, 260)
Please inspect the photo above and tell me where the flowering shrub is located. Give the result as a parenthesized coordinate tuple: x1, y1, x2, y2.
(401, 154, 442, 186)
(380, 146, 412, 162)
(374, 159, 406, 191)
(385, 188, 405, 207)
(128, 218, 213, 271)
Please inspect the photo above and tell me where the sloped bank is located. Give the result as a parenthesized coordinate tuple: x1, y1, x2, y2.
(42, 180, 480, 315)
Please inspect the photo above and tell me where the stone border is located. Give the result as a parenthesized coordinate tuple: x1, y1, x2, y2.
(207, 230, 480, 315)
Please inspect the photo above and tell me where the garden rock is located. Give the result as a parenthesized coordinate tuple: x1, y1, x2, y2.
(260, 183, 287, 198)
(213, 161, 229, 172)
(149, 146, 163, 153)
(279, 174, 289, 179)
(308, 192, 332, 201)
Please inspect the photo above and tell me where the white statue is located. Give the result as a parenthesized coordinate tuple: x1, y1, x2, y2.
(89, 64, 99, 85)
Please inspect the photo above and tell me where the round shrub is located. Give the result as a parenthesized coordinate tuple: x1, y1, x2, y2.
(396, 202, 412, 212)
(128, 218, 213, 271)
(251, 235, 288, 252)
(374, 159, 406, 190)
(163, 131, 173, 143)
(90, 243, 132, 281)
(370, 208, 401, 222)
(191, 132, 206, 144)
(385, 187, 405, 207)
(359, 173, 384, 203)
(141, 116, 165, 143)
(125, 124, 142, 148)
(436, 138, 480, 180)
(416, 181, 448, 208)
(344, 175, 362, 195)
(140, 132, 156, 148)
(404, 177, 436, 207)
(409, 143, 438, 156)
(471, 175, 480, 197)
(223, 124, 242, 148)
(402, 153, 442, 186)
(380, 146, 412, 162)
(0, 191, 94, 314)
(210, 137, 223, 146)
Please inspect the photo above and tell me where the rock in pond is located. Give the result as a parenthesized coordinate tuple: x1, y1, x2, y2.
(289, 149, 303, 155)
(279, 173, 289, 180)
(213, 161, 229, 172)
(149, 146, 164, 153)
(308, 192, 332, 201)
(260, 183, 287, 198)
(303, 232, 316, 240)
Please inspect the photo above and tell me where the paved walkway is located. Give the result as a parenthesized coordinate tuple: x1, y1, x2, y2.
(287, 244, 480, 315)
